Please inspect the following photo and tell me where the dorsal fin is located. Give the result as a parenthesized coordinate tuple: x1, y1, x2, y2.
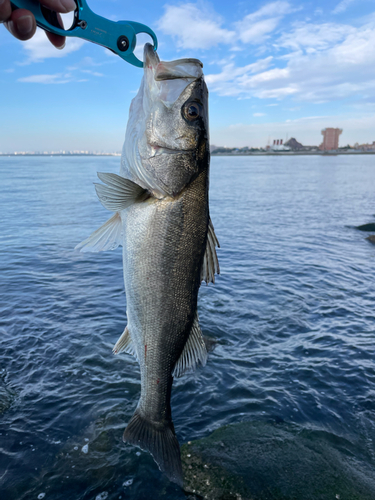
(173, 312, 207, 378)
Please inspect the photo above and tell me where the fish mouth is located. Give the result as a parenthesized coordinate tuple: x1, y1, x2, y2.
(143, 43, 203, 80)
(144, 43, 160, 70)
(148, 144, 194, 157)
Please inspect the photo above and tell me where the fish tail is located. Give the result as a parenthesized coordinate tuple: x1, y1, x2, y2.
(123, 409, 183, 487)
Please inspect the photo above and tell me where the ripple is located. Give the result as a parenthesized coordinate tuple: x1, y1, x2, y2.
(1, 155, 375, 498)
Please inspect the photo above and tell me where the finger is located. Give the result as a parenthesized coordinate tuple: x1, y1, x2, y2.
(46, 30, 66, 48)
(5, 9, 36, 41)
(45, 11, 65, 49)
(0, 0, 12, 23)
(40, 0, 76, 14)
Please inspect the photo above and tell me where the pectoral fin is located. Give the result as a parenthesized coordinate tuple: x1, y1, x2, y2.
(75, 212, 122, 252)
(173, 312, 207, 378)
(201, 218, 220, 284)
(95, 172, 148, 212)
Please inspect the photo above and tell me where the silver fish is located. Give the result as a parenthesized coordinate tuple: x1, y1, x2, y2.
(76, 44, 219, 486)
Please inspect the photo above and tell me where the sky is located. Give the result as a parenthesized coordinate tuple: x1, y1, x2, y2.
(0, 0, 374, 152)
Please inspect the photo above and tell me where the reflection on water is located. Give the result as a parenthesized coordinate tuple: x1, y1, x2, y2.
(0, 155, 375, 499)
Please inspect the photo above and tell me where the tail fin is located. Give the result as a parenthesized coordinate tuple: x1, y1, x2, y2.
(123, 409, 183, 487)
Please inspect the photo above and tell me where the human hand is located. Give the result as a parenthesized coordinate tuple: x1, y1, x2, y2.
(0, 0, 76, 49)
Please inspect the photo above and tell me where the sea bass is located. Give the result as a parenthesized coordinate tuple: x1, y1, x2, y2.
(76, 44, 219, 486)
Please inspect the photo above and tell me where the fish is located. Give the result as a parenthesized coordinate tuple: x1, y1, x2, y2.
(76, 43, 219, 486)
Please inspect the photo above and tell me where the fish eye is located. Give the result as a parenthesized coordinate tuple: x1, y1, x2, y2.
(183, 102, 202, 121)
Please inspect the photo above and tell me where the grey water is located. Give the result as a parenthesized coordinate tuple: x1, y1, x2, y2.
(0, 155, 374, 499)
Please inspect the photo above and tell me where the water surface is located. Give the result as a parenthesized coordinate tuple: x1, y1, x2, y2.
(1, 155, 375, 499)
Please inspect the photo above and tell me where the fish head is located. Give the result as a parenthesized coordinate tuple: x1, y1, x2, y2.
(121, 44, 209, 198)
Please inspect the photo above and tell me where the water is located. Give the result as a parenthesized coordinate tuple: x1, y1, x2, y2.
(1, 155, 375, 499)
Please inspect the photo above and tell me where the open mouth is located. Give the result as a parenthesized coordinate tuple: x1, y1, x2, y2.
(148, 144, 193, 157)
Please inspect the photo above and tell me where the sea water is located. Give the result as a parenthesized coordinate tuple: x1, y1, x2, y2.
(0, 155, 374, 499)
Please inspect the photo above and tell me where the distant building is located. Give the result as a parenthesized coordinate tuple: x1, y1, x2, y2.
(284, 137, 304, 151)
(320, 128, 342, 151)
(270, 138, 290, 151)
(353, 141, 375, 151)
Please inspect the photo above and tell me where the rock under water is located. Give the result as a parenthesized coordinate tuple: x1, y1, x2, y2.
(356, 223, 375, 232)
(181, 420, 375, 500)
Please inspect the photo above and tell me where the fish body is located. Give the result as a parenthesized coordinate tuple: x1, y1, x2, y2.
(76, 44, 219, 486)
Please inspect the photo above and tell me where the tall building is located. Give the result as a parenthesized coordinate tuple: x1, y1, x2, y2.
(320, 128, 342, 151)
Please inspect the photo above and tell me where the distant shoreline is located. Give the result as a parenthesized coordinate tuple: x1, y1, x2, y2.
(1, 151, 374, 157)
(211, 151, 375, 156)
(0, 153, 121, 157)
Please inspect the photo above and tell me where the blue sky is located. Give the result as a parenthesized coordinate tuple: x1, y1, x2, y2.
(1, 0, 374, 152)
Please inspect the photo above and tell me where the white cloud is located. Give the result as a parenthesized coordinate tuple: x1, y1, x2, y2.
(81, 70, 103, 77)
(205, 56, 273, 89)
(255, 86, 299, 99)
(17, 67, 102, 84)
(18, 73, 72, 84)
(243, 1, 293, 21)
(157, 3, 235, 50)
(333, 0, 356, 14)
(242, 67, 289, 84)
(276, 22, 354, 51)
(21, 29, 85, 62)
(238, 18, 280, 44)
(253, 112, 266, 116)
(207, 19, 375, 103)
(17, 47, 106, 83)
(67, 57, 107, 71)
(156, 2, 375, 108)
(157, 1, 294, 50)
(236, 1, 294, 43)
(206, 63, 295, 98)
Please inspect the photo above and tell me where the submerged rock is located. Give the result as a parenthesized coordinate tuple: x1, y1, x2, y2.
(366, 235, 375, 245)
(356, 223, 375, 232)
(181, 420, 375, 500)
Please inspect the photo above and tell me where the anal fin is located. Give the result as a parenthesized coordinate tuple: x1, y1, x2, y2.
(201, 217, 220, 284)
(173, 311, 207, 378)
